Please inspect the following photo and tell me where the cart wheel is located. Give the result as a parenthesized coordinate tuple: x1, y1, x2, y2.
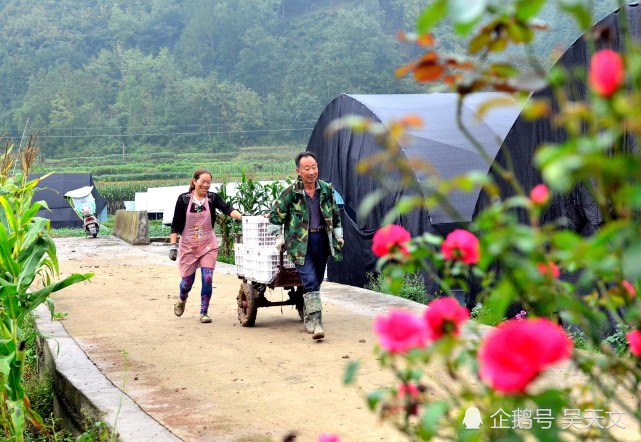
(237, 282, 257, 327)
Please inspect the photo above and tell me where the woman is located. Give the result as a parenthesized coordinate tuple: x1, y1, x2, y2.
(169, 169, 242, 323)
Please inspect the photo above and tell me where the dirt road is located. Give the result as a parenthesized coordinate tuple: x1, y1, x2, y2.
(50, 235, 422, 441)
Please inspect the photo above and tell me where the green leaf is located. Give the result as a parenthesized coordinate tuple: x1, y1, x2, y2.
(0, 225, 19, 277)
(17, 239, 48, 293)
(417, 0, 447, 34)
(515, 0, 546, 20)
(623, 240, 641, 281)
(417, 400, 449, 439)
(558, 0, 593, 30)
(366, 389, 386, 411)
(450, 0, 486, 35)
(0, 196, 18, 236)
(343, 360, 360, 385)
(17, 218, 48, 258)
(357, 190, 385, 224)
(19, 272, 93, 322)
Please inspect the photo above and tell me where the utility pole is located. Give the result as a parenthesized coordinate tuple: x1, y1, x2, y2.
(122, 141, 125, 160)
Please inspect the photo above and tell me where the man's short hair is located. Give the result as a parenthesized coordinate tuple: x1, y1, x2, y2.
(295, 151, 317, 168)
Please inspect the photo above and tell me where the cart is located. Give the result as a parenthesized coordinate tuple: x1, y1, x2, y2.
(236, 250, 303, 327)
(234, 216, 303, 327)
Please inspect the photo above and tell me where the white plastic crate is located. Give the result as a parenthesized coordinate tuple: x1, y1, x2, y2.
(234, 243, 245, 276)
(243, 246, 295, 283)
(242, 216, 280, 247)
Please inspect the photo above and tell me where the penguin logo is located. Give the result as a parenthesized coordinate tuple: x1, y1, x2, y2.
(462, 407, 483, 429)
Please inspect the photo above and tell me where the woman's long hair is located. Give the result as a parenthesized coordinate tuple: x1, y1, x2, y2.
(189, 169, 212, 192)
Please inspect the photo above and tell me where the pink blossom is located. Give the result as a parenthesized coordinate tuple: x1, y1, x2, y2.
(423, 298, 469, 340)
(589, 49, 624, 97)
(317, 434, 340, 442)
(530, 184, 550, 205)
(627, 330, 641, 357)
(373, 309, 429, 353)
(397, 382, 420, 399)
(622, 280, 636, 298)
(372, 224, 411, 258)
(397, 382, 421, 416)
(537, 262, 560, 278)
(478, 318, 572, 394)
(441, 229, 480, 264)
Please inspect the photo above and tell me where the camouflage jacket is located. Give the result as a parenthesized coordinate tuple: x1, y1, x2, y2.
(268, 177, 343, 265)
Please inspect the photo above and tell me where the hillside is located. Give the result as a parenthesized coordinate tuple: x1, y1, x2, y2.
(1, 0, 617, 165)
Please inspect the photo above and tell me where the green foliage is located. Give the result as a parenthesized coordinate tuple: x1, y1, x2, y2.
(364, 272, 429, 304)
(215, 172, 287, 257)
(602, 324, 631, 356)
(0, 145, 93, 440)
(148, 221, 170, 238)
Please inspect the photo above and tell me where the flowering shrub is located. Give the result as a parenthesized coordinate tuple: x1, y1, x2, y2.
(339, 1, 641, 440)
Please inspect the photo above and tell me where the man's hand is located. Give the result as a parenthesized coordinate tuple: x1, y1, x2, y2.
(337, 237, 344, 247)
(275, 235, 286, 252)
(169, 244, 178, 261)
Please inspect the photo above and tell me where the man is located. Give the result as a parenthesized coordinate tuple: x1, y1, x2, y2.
(268, 151, 344, 340)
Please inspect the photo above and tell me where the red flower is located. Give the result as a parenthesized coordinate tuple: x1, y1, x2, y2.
(478, 318, 572, 394)
(622, 280, 636, 298)
(588, 49, 624, 97)
(530, 184, 550, 205)
(441, 229, 480, 264)
(372, 224, 411, 258)
(627, 330, 641, 357)
(424, 297, 469, 340)
(537, 262, 560, 278)
(373, 309, 429, 353)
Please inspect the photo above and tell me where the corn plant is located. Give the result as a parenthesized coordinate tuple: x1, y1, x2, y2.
(0, 141, 92, 440)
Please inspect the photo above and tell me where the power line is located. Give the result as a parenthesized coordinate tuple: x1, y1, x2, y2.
(3, 127, 315, 139)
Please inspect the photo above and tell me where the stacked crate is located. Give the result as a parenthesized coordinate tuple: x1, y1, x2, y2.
(235, 216, 295, 283)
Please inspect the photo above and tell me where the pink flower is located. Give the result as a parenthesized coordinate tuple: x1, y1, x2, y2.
(478, 318, 572, 394)
(537, 262, 560, 278)
(424, 298, 469, 340)
(373, 309, 429, 353)
(317, 434, 340, 442)
(622, 280, 636, 298)
(627, 330, 641, 357)
(530, 184, 550, 205)
(397, 382, 420, 399)
(372, 224, 411, 258)
(588, 49, 624, 97)
(441, 229, 480, 264)
(397, 382, 421, 416)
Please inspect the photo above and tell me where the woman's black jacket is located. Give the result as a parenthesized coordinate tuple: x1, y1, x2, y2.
(170, 191, 234, 235)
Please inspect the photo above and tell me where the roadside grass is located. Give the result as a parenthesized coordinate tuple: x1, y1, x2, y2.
(23, 314, 113, 442)
(364, 272, 432, 305)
